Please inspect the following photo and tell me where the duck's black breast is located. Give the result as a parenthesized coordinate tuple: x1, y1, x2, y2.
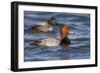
(60, 38, 71, 45)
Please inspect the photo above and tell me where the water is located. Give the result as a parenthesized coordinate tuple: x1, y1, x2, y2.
(24, 11, 90, 62)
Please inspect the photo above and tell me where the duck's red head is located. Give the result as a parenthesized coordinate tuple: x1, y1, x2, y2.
(60, 24, 71, 48)
(60, 24, 70, 39)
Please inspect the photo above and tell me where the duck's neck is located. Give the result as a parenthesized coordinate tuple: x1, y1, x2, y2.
(61, 33, 69, 39)
(60, 36, 71, 46)
(60, 37, 68, 44)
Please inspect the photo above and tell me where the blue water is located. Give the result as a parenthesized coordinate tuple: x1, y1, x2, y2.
(24, 11, 90, 62)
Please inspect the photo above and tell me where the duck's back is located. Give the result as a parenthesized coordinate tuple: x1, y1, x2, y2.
(40, 38, 60, 46)
(37, 25, 49, 32)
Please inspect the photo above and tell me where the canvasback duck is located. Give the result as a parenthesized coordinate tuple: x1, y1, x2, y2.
(30, 24, 71, 47)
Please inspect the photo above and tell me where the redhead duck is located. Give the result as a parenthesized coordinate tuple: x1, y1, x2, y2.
(31, 17, 57, 33)
(30, 24, 71, 47)
(32, 22, 53, 33)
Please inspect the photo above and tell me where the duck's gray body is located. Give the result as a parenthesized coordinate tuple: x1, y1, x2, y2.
(31, 38, 60, 46)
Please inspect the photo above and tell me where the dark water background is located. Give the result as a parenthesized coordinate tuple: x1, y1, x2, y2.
(24, 11, 90, 62)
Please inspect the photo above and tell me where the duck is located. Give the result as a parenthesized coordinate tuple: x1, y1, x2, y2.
(30, 24, 71, 47)
(32, 22, 53, 33)
(31, 17, 57, 33)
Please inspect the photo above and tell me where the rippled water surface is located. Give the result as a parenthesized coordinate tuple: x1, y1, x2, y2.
(24, 11, 90, 62)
